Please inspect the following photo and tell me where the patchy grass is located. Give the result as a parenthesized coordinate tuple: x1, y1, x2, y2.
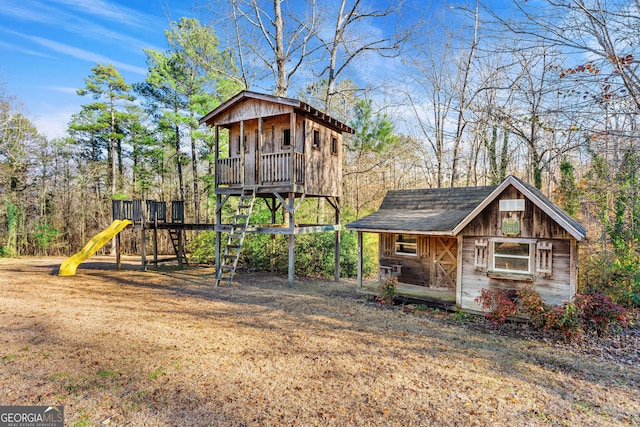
(0, 256, 638, 426)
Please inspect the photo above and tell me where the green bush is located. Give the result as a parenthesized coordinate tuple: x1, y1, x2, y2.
(187, 229, 374, 279)
(579, 249, 640, 308)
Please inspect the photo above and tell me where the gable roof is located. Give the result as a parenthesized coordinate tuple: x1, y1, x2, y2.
(199, 90, 354, 134)
(346, 175, 586, 241)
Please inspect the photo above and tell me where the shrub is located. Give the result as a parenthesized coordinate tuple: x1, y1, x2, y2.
(543, 302, 583, 341)
(476, 286, 629, 341)
(518, 284, 548, 330)
(574, 293, 628, 337)
(579, 249, 640, 308)
(376, 276, 397, 306)
(474, 288, 518, 327)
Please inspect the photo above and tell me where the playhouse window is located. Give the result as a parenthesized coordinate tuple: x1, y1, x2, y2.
(395, 234, 417, 256)
(313, 129, 320, 149)
(283, 129, 291, 147)
(492, 239, 532, 273)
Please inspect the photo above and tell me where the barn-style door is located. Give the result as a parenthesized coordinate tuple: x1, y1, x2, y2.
(431, 237, 457, 289)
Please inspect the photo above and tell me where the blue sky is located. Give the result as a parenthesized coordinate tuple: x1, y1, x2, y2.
(0, 0, 202, 139)
(0, 0, 488, 139)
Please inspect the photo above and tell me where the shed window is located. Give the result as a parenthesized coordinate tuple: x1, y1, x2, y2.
(283, 129, 291, 147)
(395, 234, 417, 256)
(536, 241, 553, 274)
(474, 239, 488, 270)
(492, 240, 533, 273)
(331, 137, 338, 155)
(313, 129, 320, 149)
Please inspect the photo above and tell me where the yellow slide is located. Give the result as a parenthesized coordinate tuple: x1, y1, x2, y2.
(59, 219, 132, 276)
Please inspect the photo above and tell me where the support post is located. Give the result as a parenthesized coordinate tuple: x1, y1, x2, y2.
(141, 229, 147, 271)
(178, 230, 183, 268)
(334, 197, 341, 282)
(270, 197, 277, 272)
(287, 193, 295, 288)
(215, 194, 222, 276)
(116, 232, 121, 270)
(357, 231, 363, 288)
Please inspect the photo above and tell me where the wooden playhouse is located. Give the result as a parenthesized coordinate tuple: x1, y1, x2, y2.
(346, 175, 586, 311)
(199, 90, 354, 286)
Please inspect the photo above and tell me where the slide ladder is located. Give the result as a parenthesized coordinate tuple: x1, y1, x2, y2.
(215, 186, 257, 287)
(168, 229, 189, 266)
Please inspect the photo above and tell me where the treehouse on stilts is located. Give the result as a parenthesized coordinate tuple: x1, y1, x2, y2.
(199, 90, 354, 286)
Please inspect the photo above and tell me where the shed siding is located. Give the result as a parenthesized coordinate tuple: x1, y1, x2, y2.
(460, 237, 574, 311)
(458, 186, 571, 240)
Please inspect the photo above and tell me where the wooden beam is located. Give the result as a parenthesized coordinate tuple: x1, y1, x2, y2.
(215, 193, 222, 275)
(214, 125, 219, 188)
(334, 196, 341, 282)
(288, 192, 295, 287)
(357, 231, 363, 288)
(215, 194, 231, 214)
(240, 120, 245, 186)
(257, 117, 262, 186)
(290, 112, 296, 185)
(273, 192, 293, 216)
(116, 231, 121, 270)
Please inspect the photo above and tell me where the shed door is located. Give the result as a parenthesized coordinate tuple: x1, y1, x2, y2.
(244, 129, 257, 186)
(431, 237, 457, 289)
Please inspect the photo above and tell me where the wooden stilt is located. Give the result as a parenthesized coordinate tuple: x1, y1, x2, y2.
(215, 194, 222, 277)
(153, 226, 158, 269)
(334, 197, 341, 282)
(287, 193, 295, 288)
(116, 231, 121, 270)
(357, 231, 363, 288)
(141, 229, 147, 271)
(270, 197, 277, 272)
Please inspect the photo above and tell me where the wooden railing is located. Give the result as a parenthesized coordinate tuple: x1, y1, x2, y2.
(216, 157, 242, 185)
(260, 152, 291, 183)
(294, 152, 304, 184)
(217, 153, 304, 186)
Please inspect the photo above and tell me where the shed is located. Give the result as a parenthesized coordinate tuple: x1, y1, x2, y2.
(346, 175, 586, 311)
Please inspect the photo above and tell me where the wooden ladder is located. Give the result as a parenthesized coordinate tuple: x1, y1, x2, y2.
(168, 229, 188, 266)
(215, 186, 257, 286)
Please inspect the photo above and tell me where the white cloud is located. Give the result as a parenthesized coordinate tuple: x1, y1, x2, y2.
(42, 86, 80, 95)
(13, 32, 147, 75)
(0, 39, 53, 58)
(32, 109, 74, 139)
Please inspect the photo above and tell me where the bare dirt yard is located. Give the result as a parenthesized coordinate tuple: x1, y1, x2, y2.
(0, 257, 638, 426)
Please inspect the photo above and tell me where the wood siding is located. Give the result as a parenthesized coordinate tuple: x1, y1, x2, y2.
(458, 186, 572, 240)
(459, 237, 574, 311)
(213, 99, 293, 126)
(378, 233, 457, 291)
(304, 119, 342, 197)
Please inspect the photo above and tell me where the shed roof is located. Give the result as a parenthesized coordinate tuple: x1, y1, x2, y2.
(199, 90, 354, 134)
(346, 175, 586, 240)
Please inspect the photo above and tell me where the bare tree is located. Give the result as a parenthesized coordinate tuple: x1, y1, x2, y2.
(220, 0, 320, 96)
(316, 0, 409, 112)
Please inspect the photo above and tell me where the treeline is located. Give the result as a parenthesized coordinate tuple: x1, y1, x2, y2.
(1, 1, 639, 306)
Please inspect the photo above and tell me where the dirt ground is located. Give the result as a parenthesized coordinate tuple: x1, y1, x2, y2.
(0, 256, 638, 426)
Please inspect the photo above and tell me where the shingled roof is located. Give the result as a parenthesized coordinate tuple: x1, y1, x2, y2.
(346, 175, 586, 240)
(347, 185, 496, 235)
